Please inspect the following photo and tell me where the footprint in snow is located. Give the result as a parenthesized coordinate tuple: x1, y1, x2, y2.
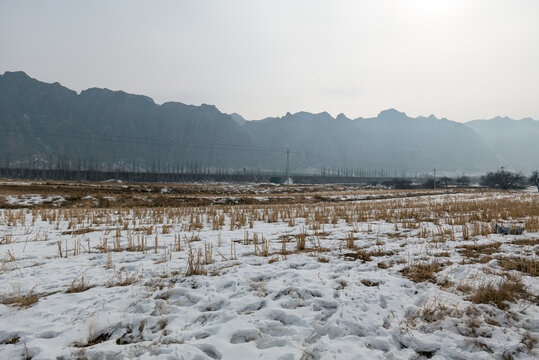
(230, 329, 260, 344)
(196, 343, 222, 360)
(238, 299, 266, 313)
(268, 310, 309, 327)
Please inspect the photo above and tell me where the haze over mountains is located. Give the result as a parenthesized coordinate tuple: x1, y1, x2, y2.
(1, 71, 538, 175)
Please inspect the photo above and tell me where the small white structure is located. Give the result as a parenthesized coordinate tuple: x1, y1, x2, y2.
(283, 177, 293, 185)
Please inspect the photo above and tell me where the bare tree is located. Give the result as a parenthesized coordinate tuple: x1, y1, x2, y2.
(439, 176, 452, 188)
(481, 169, 526, 190)
(530, 170, 539, 192)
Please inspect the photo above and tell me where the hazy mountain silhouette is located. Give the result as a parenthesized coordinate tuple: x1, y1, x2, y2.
(466, 117, 539, 171)
(0, 71, 524, 174)
(0, 71, 255, 170)
(238, 108, 499, 172)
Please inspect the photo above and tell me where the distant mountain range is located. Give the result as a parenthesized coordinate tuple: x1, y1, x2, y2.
(465, 117, 539, 172)
(1, 71, 538, 175)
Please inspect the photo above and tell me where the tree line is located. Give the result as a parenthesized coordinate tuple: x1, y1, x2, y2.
(380, 169, 539, 191)
(480, 169, 538, 191)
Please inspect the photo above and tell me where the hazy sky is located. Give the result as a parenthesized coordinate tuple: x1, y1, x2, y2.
(1, 0, 538, 122)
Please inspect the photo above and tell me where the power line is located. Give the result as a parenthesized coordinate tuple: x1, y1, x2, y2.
(0, 125, 287, 154)
(0, 125, 428, 175)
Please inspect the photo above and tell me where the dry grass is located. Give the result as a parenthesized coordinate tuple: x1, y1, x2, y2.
(469, 279, 530, 309)
(458, 242, 501, 260)
(2, 181, 539, 360)
(0, 336, 20, 344)
(66, 274, 91, 293)
(360, 279, 380, 287)
(1, 183, 539, 312)
(295, 227, 307, 251)
(345, 232, 355, 249)
(24, 343, 31, 359)
(1, 290, 40, 308)
(414, 298, 462, 323)
(107, 270, 139, 287)
(401, 260, 446, 283)
(0, 233, 13, 245)
(2, 184, 537, 247)
(185, 246, 207, 276)
(377, 261, 393, 269)
(367, 247, 395, 257)
(343, 248, 372, 262)
(61, 228, 96, 236)
(511, 238, 539, 246)
(73, 330, 111, 348)
(498, 257, 538, 276)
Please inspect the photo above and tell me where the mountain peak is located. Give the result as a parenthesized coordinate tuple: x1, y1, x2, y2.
(79, 87, 155, 105)
(200, 103, 218, 111)
(287, 111, 335, 122)
(336, 113, 350, 121)
(229, 113, 247, 125)
(491, 116, 513, 122)
(2, 70, 32, 79)
(377, 108, 407, 120)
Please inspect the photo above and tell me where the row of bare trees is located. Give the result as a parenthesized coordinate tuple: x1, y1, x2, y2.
(381, 170, 538, 191)
(481, 169, 539, 191)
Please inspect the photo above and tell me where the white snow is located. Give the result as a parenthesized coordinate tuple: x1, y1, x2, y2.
(3, 195, 66, 207)
(0, 190, 537, 359)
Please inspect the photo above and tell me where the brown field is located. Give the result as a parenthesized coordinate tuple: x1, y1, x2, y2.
(0, 178, 538, 359)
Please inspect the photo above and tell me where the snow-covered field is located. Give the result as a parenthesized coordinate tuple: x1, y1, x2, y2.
(0, 186, 538, 359)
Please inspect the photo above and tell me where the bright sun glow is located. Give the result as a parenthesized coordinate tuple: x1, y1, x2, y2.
(410, 0, 455, 14)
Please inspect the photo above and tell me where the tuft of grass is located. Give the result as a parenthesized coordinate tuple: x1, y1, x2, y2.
(107, 270, 139, 287)
(368, 247, 395, 257)
(416, 298, 460, 323)
(360, 279, 380, 287)
(401, 261, 445, 283)
(521, 331, 537, 352)
(295, 228, 307, 251)
(1, 290, 39, 308)
(185, 246, 206, 276)
(462, 224, 470, 240)
(498, 257, 538, 277)
(458, 242, 501, 260)
(0, 233, 13, 245)
(345, 232, 355, 249)
(377, 261, 393, 269)
(343, 248, 371, 262)
(0, 336, 20, 345)
(73, 331, 111, 348)
(66, 274, 91, 293)
(469, 279, 530, 309)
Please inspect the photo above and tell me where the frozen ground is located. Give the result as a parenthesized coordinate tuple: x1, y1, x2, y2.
(0, 187, 538, 359)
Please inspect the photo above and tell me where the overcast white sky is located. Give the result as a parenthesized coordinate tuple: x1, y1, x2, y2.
(1, 0, 538, 122)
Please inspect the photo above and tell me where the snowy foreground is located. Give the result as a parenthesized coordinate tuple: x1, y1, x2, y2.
(0, 187, 538, 359)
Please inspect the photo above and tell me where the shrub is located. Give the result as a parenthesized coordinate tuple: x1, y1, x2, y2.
(480, 169, 526, 189)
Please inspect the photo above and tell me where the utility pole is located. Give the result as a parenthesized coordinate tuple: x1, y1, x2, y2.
(286, 147, 290, 181)
(433, 168, 436, 189)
